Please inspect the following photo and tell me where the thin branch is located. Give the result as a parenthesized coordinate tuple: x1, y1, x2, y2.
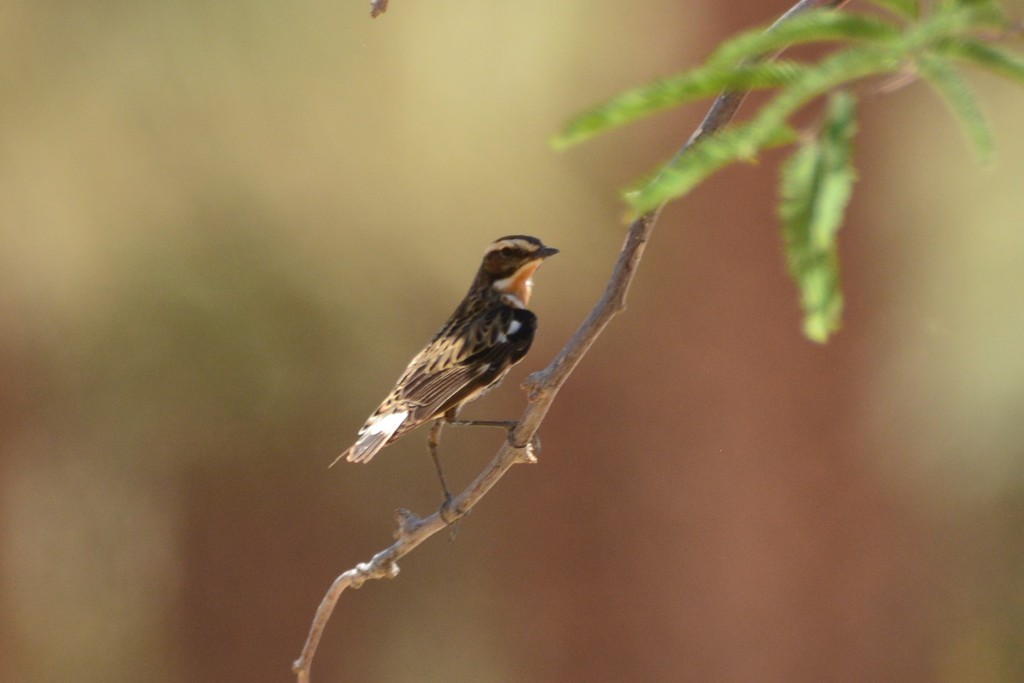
(295, 1, 847, 680)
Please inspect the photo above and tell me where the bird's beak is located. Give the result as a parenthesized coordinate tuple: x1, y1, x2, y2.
(536, 246, 559, 259)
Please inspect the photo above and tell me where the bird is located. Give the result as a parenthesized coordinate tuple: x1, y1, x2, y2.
(333, 235, 558, 469)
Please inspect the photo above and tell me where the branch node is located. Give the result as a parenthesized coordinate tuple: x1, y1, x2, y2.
(439, 497, 467, 525)
(511, 434, 540, 464)
(523, 370, 554, 402)
(350, 564, 371, 588)
(394, 508, 421, 538)
(522, 369, 547, 394)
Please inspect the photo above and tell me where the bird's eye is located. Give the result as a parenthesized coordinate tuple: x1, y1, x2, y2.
(500, 247, 514, 256)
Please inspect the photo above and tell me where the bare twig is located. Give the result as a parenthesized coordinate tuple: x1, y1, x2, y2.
(295, 1, 847, 680)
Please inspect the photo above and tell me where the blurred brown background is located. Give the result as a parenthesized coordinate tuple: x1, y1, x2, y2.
(2, 1, 1024, 681)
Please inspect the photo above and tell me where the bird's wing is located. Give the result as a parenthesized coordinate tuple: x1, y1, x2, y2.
(390, 309, 516, 423)
(339, 307, 536, 464)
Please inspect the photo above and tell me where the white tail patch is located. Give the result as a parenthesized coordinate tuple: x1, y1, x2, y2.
(334, 410, 409, 465)
(365, 410, 408, 437)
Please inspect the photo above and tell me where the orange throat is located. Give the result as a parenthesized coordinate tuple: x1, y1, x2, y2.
(493, 261, 541, 309)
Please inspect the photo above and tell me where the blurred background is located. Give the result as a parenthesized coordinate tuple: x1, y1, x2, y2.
(2, 0, 1023, 681)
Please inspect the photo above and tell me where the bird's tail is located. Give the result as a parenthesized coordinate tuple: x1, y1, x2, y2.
(330, 410, 409, 467)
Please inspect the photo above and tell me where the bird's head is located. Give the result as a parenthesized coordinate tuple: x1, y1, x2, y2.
(479, 235, 558, 308)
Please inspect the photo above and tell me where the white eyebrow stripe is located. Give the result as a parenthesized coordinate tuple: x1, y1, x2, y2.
(484, 238, 535, 256)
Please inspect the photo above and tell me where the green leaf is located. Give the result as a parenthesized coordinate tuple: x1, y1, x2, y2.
(899, 2, 1007, 52)
(707, 10, 901, 68)
(553, 61, 808, 149)
(626, 45, 898, 215)
(916, 52, 994, 162)
(935, 37, 1024, 85)
(937, 0, 1002, 11)
(862, 0, 920, 19)
(622, 123, 797, 209)
(778, 91, 858, 343)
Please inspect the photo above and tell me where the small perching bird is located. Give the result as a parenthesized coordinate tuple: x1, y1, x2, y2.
(333, 235, 558, 469)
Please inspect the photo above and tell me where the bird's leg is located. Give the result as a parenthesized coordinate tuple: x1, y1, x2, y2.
(426, 419, 454, 508)
(446, 418, 519, 429)
(428, 417, 463, 533)
(444, 409, 519, 443)
(429, 409, 521, 527)
(446, 413, 535, 459)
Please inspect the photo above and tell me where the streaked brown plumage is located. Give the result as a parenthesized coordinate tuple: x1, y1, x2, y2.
(334, 235, 558, 465)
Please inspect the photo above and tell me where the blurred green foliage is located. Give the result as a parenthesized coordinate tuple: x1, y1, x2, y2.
(556, 0, 1024, 341)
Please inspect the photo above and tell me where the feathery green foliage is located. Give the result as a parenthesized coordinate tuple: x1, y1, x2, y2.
(705, 11, 901, 69)
(627, 45, 897, 215)
(915, 52, 994, 161)
(553, 62, 808, 149)
(936, 37, 1024, 84)
(897, 2, 1005, 52)
(779, 91, 857, 343)
(863, 0, 920, 19)
(556, 0, 1024, 340)
(622, 124, 798, 210)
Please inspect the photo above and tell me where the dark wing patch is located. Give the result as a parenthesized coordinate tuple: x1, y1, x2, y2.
(379, 306, 537, 440)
